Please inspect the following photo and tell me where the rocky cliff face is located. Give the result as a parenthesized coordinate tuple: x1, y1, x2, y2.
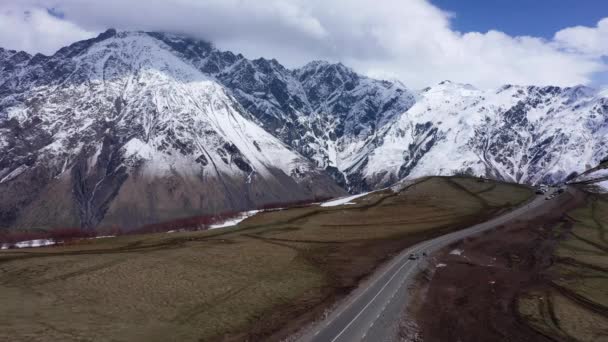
(1, 29, 607, 230)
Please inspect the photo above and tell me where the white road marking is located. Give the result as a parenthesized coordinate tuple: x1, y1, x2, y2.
(330, 264, 417, 342)
(327, 240, 433, 322)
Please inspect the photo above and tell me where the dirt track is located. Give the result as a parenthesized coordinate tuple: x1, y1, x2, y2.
(409, 188, 587, 342)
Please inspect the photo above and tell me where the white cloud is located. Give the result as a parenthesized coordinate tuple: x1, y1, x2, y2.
(0, 0, 606, 89)
(0, 4, 94, 55)
(555, 18, 608, 57)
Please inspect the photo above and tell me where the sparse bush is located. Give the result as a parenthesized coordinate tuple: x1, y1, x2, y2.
(49, 227, 96, 241)
(0, 196, 336, 242)
(128, 196, 333, 235)
(128, 211, 240, 235)
(259, 196, 333, 210)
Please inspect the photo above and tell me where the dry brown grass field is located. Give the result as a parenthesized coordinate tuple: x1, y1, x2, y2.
(0, 176, 532, 342)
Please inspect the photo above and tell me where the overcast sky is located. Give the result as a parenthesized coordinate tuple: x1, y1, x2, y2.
(0, 0, 607, 89)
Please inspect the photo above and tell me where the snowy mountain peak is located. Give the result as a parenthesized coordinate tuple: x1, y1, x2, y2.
(296, 60, 357, 86)
(426, 80, 480, 96)
(0, 30, 344, 230)
(0, 30, 607, 230)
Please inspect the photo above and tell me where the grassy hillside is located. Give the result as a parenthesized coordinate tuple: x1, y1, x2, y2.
(0, 176, 532, 342)
(518, 194, 608, 341)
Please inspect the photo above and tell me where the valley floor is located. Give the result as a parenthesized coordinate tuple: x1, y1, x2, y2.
(0, 176, 532, 342)
(407, 186, 608, 342)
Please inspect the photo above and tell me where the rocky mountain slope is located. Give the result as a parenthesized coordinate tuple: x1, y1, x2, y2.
(0, 30, 344, 230)
(145, 32, 608, 191)
(360, 82, 608, 190)
(148, 32, 417, 189)
(1, 29, 607, 230)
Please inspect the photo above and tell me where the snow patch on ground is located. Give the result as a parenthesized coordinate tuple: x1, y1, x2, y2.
(2, 235, 118, 250)
(11, 239, 56, 249)
(209, 210, 260, 229)
(320, 192, 371, 207)
(449, 249, 463, 256)
(166, 230, 184, 234)
(92, 235, 116, 239)
(436, 263, 447, 268)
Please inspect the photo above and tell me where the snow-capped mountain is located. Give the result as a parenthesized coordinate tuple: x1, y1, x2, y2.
(146, 32, 608, 192)
(359, 81, 608, 189)
(148, 32, 416, 188)
(0, 30, 344, 230)
(1, 29, 607, 230)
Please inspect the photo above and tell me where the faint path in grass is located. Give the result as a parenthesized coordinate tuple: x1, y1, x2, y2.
(591, 198, 608, 246)
(556, 257, 608, 273)
(243, 233, 344, 246)
(568, 231, 608, 253)
(550, 282, 608, 317)
(476, 183, 498, 194)
(444, 178, 490, 208)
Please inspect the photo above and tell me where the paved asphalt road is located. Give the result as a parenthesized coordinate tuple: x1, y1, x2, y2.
(299, 189, 559, 342)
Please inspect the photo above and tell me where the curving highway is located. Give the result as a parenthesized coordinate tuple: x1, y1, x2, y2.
(298, 190, 558, 342)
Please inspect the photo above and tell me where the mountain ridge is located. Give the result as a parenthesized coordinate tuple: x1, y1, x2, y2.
(0, 29, 607, 230)
(140, 30, 608, 189)
(0, 29, 345, 230)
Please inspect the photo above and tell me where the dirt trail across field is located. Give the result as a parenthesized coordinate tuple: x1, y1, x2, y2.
(408, 187, 588, 342)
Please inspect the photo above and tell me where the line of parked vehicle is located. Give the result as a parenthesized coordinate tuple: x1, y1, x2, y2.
(535, 184, 565, 200)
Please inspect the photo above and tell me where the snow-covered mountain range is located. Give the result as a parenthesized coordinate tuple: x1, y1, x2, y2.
(0, 30, 344, 230)
(364, 82, 608, 188)
(1, 29, 607, 230)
